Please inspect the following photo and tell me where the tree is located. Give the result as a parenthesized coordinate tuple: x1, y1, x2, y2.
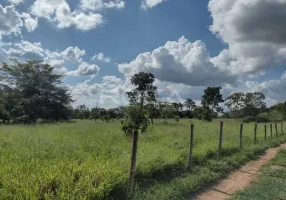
(161, 102, 177, 123)
(0, 60, 73, 123)
(184, 99, 196, 111)
(72, 105, 90, 119)
(225, 92, 245, 119)
(122, 72, 157, 197)
(243, 92, 266, 117)
(126, 72, 157, 107)
(90, 107, 100, 121)
(201, 87, 224, 121)
(270, 101, 286, 120)
(126, 72, 157, 124)
(192, 106, 205, 120)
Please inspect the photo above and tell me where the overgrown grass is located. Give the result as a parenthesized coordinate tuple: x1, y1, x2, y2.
(0, 119, 285, 199)
(231, 149, 286, 200)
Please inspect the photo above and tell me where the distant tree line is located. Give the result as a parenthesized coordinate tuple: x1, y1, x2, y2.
(1, 61, 286, 124)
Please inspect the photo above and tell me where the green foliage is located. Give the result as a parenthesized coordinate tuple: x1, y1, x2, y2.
(201, 87, 224, 120)
(121, 106, 150, 136)
(203, 108, 213, 122)
(256, 113, 271, 123)
(243, 92, 266, 117)
(270, 101, 286, 120)
(184, 98, 196, 111)
(123, 72, 157, 135)
(0, 60, 73, 123)
(192, 106, 205, 120)
(242, 113, 270, 123)
(126, 72, 157, 106)
(269, 110, 283, 122)
(174, 115, 180, 122)
(225, 92, 245, 118)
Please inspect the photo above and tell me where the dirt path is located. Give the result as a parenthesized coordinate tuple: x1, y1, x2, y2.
(194, 143, 286, 200)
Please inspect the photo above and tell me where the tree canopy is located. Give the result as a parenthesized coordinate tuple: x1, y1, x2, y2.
(0, 60, 73, 123)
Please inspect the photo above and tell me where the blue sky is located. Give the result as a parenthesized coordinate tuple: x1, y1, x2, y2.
(1, 0, 286, 108)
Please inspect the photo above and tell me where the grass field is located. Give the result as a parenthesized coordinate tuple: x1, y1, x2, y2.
(0, 119, 285, 199)
(231, 149, 286, 200)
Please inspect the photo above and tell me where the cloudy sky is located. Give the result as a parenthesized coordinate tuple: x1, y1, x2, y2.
(1, 0, 286, 108)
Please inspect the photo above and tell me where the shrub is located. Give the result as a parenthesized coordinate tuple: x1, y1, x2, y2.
(174, 116, 180, 122)
(256, 113, 270, 123)
(269, 110, 283, 122)
(242, 113, 270, 123)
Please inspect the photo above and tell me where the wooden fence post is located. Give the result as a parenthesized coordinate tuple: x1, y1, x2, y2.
(188, 124, 194, 170)
(239, 123, 243, 148)
(270, 124, 273, 137)
(218, 121, 223, 156)
(275, 123, 278, 138)
(264, 124, 267, 140)
(254, 124, 257, 144)
(128, 131, 139, 199)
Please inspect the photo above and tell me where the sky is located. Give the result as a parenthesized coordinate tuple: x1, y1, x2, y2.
(1, 0, 286, 108)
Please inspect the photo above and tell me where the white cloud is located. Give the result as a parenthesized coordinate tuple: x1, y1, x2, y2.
(209, 0, 286, 75)
(21, 13, 38, 32)
(7, 40, 44, 60)
(69, 75, 127, 108)
(0, 5, 23, 39)
(80, 0, 125, 11)
(61, 46, 86, 61)
(118, 36, 236, 86)
(141, 0, 166, 9)
(8, 0, 23, 5)
(30, 0, 103, 31)
(67, 62, 100, 76)
(92, 53, 111, 63)
(43, 56, 67, 75)
(72, 12, 103, 31)
(221, 72, 286, 107)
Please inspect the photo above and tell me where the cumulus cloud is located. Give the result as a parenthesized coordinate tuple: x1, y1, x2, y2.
(0, 5, 23, 39)
(21, 13, 38, 32)
(8, 0, 23, 5)
(67, 62, 100, 76)
(92, 53, 111, 63)
(61, 46, 86, 61)
(72, 12, 103, 31)
(43, 56, 67, 75)
(69, 75, 127, 108)
(221, 72, 286, 107)
(141, 0, 166, 9)
(209, 0, 286, 74)
(80, 0, 125, 11)
(7, 40, 44, 60)
(118, 36, 236, 86)
(30, 0, 103, 31)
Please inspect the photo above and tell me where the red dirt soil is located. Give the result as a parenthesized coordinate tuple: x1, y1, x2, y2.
(194, 143, 286, 200)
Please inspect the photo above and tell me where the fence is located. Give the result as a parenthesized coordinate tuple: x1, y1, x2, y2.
(127, 120, 285, 198)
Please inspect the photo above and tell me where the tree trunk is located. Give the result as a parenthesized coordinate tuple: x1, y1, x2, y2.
(128, 130, 139, 199)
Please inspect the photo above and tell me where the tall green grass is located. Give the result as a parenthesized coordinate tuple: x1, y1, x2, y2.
(0, 119, 285, 199)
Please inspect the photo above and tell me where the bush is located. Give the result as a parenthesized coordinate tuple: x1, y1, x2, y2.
(269, 110, 283, 122)
(242, 113, 270, 123)
(256, 113, 270, 123)
(242, 116, 254, 123)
